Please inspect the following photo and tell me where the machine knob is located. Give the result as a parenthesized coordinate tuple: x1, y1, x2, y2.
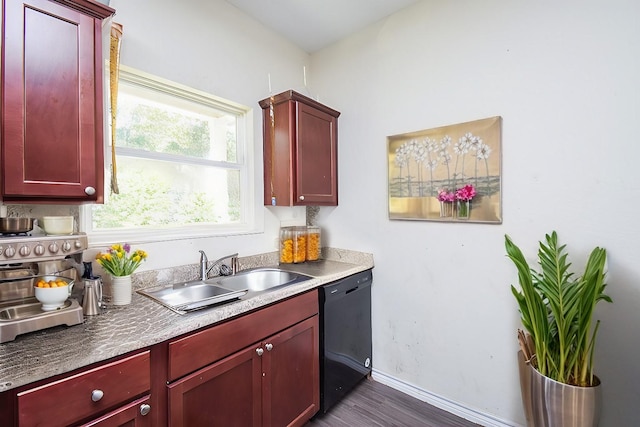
(299, 195, 305, 201)
(74, 240, 83, 249)
(19, 245, 31, 256)
(256, 347, 264, 356)
(265, 343, 273, 351)
(85, 186, 96, 196)
(140, 404, 151, 416)
(62, 241, 72, 252)
(0, 246, 3, 256)
(4, 246, 15, 258)
(91, 389, 104, 402)
(34, 244, 45, 256)
(48, 242, 59, 253)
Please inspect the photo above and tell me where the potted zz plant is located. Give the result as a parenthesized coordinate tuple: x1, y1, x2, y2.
(505, 231, 611, 427)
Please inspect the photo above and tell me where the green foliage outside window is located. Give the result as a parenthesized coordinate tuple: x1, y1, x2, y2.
(93, 92, 241, 231)
(116, 102, 212, 158)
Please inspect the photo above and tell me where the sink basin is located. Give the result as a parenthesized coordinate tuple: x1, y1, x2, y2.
(209, 268, 312, 292)
(138, 267, 312, 315)
(138, 281, 247, 314)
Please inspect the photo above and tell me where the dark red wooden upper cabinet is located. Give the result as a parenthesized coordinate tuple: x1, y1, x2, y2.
(1, 0, 114, 203)
(260, 90, 340, 207)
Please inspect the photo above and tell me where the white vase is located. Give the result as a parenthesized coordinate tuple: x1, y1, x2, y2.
(111, 275, 132, 305)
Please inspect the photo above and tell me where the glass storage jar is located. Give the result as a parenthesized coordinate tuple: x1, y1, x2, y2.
(279, 227, 294, 264)
(306, 226, 321, 261)
(293, 226, 307, 263)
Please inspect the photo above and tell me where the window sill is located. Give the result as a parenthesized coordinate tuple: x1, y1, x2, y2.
(84, 223, 263, 247)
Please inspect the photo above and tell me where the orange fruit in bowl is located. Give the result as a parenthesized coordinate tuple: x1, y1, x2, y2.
(34, 278, 69, 288)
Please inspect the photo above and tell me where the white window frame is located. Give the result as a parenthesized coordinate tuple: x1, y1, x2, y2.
(80, 66, 259, 245)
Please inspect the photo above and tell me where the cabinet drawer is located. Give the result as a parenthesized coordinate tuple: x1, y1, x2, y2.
(168, 290, 318, 381)
(80, 395, 152, 427)
(17, 351, 150, 427)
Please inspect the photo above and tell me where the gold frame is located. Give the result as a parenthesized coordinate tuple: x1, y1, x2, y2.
(387, 116, 502, 223)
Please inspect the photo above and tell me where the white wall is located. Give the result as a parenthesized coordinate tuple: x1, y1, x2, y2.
(87, 0, 639, 424)
(310, 0, 640, 425)
(106, 0, 310, 270)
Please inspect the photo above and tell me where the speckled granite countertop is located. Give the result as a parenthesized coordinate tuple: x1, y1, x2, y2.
(0, 249, 373, 392)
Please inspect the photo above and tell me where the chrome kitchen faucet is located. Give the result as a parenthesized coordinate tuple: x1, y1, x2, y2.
(199, 251, 238, 280)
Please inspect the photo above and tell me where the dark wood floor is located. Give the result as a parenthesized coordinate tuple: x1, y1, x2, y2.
(308, 378, 481, 427)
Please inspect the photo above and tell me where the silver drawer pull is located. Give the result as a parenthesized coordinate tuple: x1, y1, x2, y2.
(256, 347, 264, 356)
(140, 403, 151, 416)
(265, 343, 273, 351)
(91, 389, 104, 402)
(85, 186, 96, 195)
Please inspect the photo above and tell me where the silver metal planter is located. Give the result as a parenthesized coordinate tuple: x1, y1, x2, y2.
(518, 351, 602, 427)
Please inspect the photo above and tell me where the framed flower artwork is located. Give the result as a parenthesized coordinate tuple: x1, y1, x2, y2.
(387, 116, 502, 223)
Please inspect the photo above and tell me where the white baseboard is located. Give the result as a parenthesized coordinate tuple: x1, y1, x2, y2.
(371, 369, 520, 427)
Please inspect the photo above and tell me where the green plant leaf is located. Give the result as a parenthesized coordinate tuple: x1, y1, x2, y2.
(505, 232, 611, 386)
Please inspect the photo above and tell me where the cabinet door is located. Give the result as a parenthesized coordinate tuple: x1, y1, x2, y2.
(295, 103, 338, 206)
(2, 0, 104, 201)
(80, 396, 152, 427)
(167, 344, 262, 427)
(262, 315, 319, 427)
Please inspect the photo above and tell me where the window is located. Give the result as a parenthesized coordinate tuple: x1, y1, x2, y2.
(83, 67, 255, 243)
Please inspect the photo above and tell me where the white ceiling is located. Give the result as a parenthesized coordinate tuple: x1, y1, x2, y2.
(225, 0, 420, 53)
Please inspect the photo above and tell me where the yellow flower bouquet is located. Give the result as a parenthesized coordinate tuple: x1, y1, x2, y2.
(96, 243, 147, 276)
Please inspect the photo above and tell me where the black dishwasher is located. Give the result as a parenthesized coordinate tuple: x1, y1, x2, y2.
(318, 269, 372, 413)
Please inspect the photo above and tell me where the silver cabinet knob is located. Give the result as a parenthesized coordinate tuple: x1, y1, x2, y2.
(265, 343, 273, 351)
(140, 403, 151, 416)
(256, 347, 264, 356)
(91, 389, 104, 402)
(299, 195, 305, 201)
(85, 186, 96, 196)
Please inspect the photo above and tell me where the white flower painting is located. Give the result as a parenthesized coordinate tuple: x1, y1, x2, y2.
(388, 116, 502, 223)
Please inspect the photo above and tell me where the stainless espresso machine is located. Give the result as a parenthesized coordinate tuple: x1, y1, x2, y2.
(0, 233, 87, 343)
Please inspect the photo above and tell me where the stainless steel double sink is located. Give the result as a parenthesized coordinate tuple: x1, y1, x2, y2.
(138, 268, 312, 315)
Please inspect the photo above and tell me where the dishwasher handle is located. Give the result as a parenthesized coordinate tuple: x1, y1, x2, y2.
(322, 270, 372, 302)
(330, 285, 359, 295)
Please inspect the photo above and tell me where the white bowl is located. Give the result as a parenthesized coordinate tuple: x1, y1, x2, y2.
(34, 277, 73, 311)
(40, 216, 74, 235)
